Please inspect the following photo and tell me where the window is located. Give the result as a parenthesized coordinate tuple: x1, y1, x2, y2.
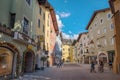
(111, 38, 114, 45)
(68, 48, 70, 51)
(43, 25, 44, 32)
(23, 17, 29, 34)
(94, 23, 97, 27)
(103, 28, 106, 33)
(47, 43, 49, 50)
(39, 7, 42, 14)
(97, 41, 100, 47)
(110, 23, 114, 30)
(38, 19, 40, 28)
(84, 37, 85, 40)
(107, 13, 111, 19)
(47, 20, 49, 26)
(104, 39, 107, 46)
(26, 0, 31, 5)
(43, 13, 45, 20)
(86, 49, 89, 53)
(47, 30, 49, 37)
(48, 14, 49, 19)
(97, 30, 100, 35)
(91, 34, 93, 39)
(51, 30, 52, 33)
(100, 18, 103, 24)
(87, 35, 89, 38)
(10, 13, 16, 29)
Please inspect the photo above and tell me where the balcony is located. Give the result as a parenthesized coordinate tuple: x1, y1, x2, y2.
(0, 25, 13, 37)
(13, 31, 35, 46)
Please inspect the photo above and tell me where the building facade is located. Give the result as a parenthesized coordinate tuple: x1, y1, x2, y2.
(86, 8, 115, 65)
(72, 40, 77, 63)
(62, 39, 73, 62)
(77, 32, 89, 64)
(0, 0, 36, 78)
(54, 34, 62, 65)
(38, 1, 59, 67)
(49, 7, 59, 66)
(109, 0, 120, 74)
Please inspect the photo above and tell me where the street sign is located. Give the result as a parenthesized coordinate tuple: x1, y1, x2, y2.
(39, 35, 44, 42)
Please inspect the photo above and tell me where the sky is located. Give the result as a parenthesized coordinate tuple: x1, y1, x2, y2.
(48, 0, 109, 39)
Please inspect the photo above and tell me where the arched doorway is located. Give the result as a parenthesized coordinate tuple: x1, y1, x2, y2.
(98, 53, 107, 64)
(0, 47, 13, 76)
(0, 42, 20, 78)
(24, 51, 35, 72)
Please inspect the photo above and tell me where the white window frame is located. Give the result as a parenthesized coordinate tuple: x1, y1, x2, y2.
(107, 13, 111, 20)
(110, 23, 114, 31)
(23, 17, 29, 34)
(94, 23, 97, 27)
(104, 39, 107, 46)
(110, 37, 114, 45)
(103, 28, 106, 33)
(97, 30, 100, 35)
(100, 18, 103, 24)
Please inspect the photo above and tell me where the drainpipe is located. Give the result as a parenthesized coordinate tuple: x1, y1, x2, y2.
(11, 53, 17, 79)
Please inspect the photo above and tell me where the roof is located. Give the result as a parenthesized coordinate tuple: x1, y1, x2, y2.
(72, 40, 77, 46)
(86, 8, 110, 30)
(77, 32, 88, 42)
(38, 0, 59, 35)
(38, 0, 48, 5)
(62, 39, 73, 45)
(50, 8, 59, 35)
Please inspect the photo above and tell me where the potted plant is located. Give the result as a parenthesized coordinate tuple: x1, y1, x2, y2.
(40, 56, 47, 70)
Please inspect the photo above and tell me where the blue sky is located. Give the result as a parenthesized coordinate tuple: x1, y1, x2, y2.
(49, 0, 109, 39)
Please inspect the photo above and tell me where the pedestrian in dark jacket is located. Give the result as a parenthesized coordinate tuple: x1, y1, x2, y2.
(98, 61, 104, 72)
(108, 60, 112, 70)
(90, 61, 96, 73)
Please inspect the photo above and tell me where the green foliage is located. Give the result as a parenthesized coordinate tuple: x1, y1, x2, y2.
(40, 56, 47, 62)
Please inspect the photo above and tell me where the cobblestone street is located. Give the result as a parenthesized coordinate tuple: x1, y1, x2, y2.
(14, 64, 120, 80)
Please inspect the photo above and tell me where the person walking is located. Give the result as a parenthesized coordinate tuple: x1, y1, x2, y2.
(108, 60, 112, 70)
(90, 61, 96, 73)
(98, 61, 104, 72)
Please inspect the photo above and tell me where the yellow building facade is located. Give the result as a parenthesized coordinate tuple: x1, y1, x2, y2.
(39, 2, 58, 67)
(62, 39, 73, 62)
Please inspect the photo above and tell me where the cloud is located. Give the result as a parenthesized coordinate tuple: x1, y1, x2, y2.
(62, 32, 78, 40)
(56, 14, 64, 31)
(58, 12, 71, 18)
(73, 34, 79, 40)
(68, 31, 72, 34)
(62, 32, 71, 39)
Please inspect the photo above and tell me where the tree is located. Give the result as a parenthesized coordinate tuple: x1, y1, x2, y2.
(40, 56, 47, 67)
